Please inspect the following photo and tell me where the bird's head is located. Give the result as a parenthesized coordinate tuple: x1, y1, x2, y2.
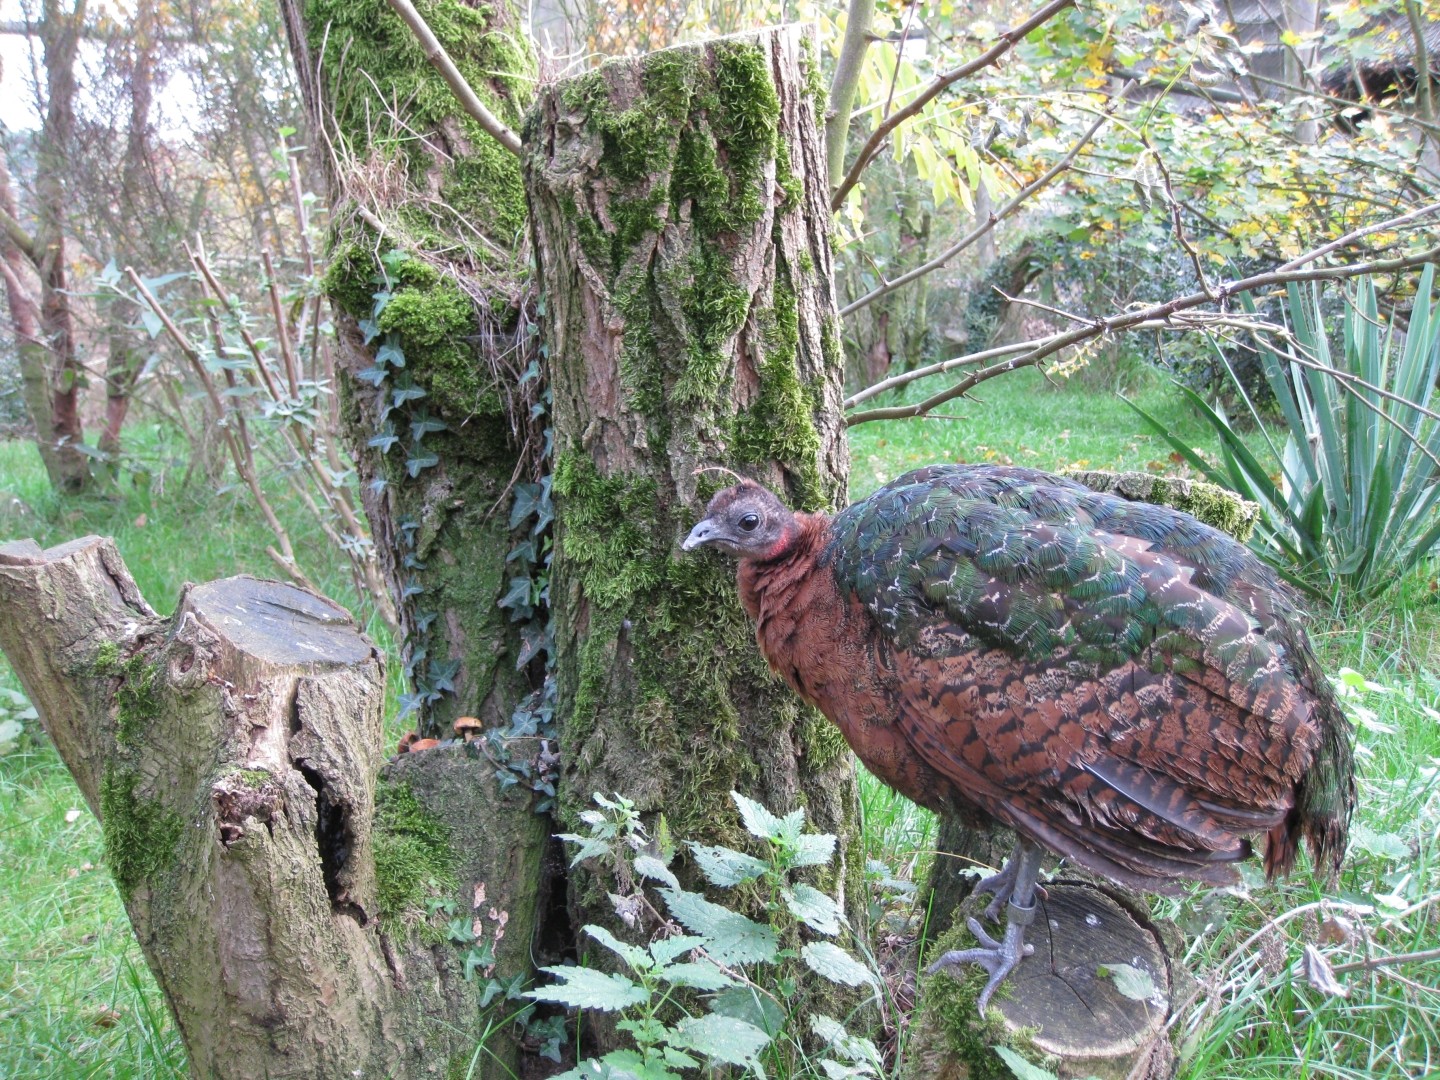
(682, 482, 798, 560)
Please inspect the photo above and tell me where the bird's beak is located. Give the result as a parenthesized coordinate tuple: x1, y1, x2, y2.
(681, 518, 716, 551)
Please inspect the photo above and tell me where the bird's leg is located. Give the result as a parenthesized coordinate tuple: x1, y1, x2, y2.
(926, 840, 1044, 1015)
(970, 839, 1024, 922)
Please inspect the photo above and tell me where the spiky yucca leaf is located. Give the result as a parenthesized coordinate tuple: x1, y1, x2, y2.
(1127, 268, 1440, 601)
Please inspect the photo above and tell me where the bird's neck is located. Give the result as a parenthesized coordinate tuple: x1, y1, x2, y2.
(736, 512, 829, 618)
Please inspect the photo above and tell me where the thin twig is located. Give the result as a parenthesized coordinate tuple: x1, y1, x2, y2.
(846, 242, 1440, 425)
(384, 0, 522, 155)
(1331, 945, 1440, 975)
(1143, 132, 1214, 298)
(841, 85, 1129, 319)
(831, 0, 1076, 210)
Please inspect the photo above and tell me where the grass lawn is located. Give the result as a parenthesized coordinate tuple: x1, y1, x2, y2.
(1, 372, 1437, 1078)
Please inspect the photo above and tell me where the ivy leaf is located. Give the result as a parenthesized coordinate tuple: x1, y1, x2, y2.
(375, 339, 406, 368)
(687, 842, 768, 887)
(633, 854, 679, 890)
(509, 482, 542, 530)
(668, 1014, 771, 1067)
(783, 883, 843, 935)
(498, 576, 533, 615)
(392, 383, 428, 406)
(800, 942, 876, 988)
(658, 888, 778, 965)
(992, 1046, 1061, 1080)
(409, 414, 448, 441)
(405, 452, 439, 477)
(583, 924, 650, 970)
(522, 965, 648, 1012)
(367, 429, 399, 452)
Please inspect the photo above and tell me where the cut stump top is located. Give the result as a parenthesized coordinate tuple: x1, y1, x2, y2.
(186, 577, 372, 666)
(997, 882, 1169, 1059)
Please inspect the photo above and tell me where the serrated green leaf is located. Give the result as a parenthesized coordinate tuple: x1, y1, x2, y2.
(731, 790, 787, 840)
(584, 925, 650, 970)
(556, 833, 612, 867)
(657, 961, 734, 990)
(993, 1045, 1060, 1080)
(523, 965, 649, 1011)
(669, 1014, 772, 1066)
(633, 853, 679, 890)
(1097, 962, 1158, 1001)
(784, 883, 842, 935)
(688, 842, 768, 887)
(801, 942, 876, 987)
(659, 889, 778, 965)
(709, 985, 785, 1037)
(811, 1014, 882, 1069)
(789, 831, 837, 867)
(820, 1060, 870, 1080)
(649, 934, 705, 965)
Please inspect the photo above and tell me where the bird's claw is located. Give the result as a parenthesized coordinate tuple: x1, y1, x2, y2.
(926, 903, 1036, 1015)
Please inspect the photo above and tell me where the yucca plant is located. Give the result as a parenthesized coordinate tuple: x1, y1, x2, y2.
(1128, 268, 1440, 601)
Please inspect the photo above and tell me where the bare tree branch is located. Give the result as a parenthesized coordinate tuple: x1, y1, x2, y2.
(846, 242, 1440, 425)
(826, 0, 875, 189)
(830, 0, 1075, 210)
(840, 85, 1128, 319)
(384, 0, 522, 156)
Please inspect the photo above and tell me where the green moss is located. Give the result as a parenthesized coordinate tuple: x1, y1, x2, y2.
(377, 280, 498, 416)
(797, 249, 814, 275)
(306, 0, 531, 241)
(1169, 479, 1257, 542)
(99, 766, 184, 901)
(93, 643, 161, 747)
(238, 769, 270, 789)
(710, 41, 781, 227)
(799, 708, 850, 770)
(373, 778, 459, 930)
(323, 239, 384, 318)
(553, 452, 665, 608)
(733, 277, 826, 510)
(799, 33, 826, 112)
(913, 921, 1051, 1080)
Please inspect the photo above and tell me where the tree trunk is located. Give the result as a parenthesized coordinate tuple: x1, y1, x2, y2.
(281, 0, 538, 741)
(526, 22, 864, 978)
(0, 537, 549, 1077)
(34, 0, 91, 492)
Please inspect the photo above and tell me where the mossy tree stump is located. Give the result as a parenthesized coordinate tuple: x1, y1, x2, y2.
(905, 881, 1182, 1080)
(0, 537, 547, 1078)
(525, 22, 864, 977)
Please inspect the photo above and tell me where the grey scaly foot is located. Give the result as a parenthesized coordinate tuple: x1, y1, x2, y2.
(925, 898, 1037, 1014)
(971, 854, 1020, 922)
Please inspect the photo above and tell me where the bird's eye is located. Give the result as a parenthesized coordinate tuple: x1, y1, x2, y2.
(739, 513, 760, 532)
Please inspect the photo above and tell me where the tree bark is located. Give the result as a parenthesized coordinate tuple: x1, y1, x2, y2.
(281, 0, 538, 740)
(34, 0, 91, 491)
(526, 22, 864, 977)
(0, 537, 549, 1078)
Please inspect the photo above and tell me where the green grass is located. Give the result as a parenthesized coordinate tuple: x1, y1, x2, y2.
(2, 367, 1438, 1078)
(846, 362, 1241, 498)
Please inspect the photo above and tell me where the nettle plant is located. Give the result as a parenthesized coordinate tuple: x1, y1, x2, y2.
(527, 792, 886, 1079)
